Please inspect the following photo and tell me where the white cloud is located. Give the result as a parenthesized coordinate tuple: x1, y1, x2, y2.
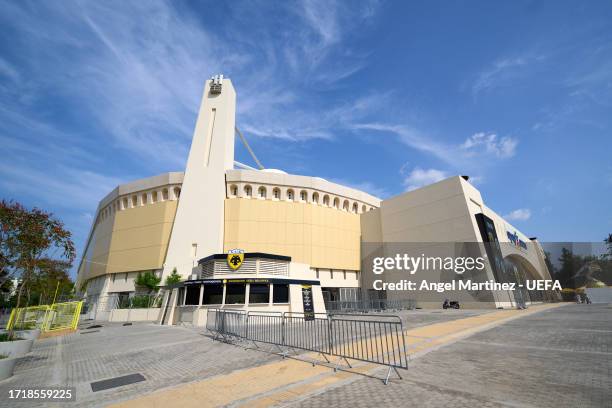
(472, 58, 527, 95)
(352, 124, 518, 170)
(504, 208, 532, 221)
(403, 167, 448, 191)
(461, 132, 518, 158)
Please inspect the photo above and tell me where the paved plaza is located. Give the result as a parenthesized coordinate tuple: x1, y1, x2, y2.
(0, 304, 610, 407)
(294, 304, 612, 408)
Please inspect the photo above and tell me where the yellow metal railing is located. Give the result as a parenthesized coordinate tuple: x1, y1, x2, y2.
(6, 301, 83, 332)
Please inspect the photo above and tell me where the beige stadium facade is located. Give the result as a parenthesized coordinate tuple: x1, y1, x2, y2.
(76, 76, 554, 324)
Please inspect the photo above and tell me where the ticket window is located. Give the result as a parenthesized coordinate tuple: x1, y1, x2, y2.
(272, 284, 289, 304)
(203, 284, 223, 305)
(249, 284, 270, 304)
(225, 283, 246, 304)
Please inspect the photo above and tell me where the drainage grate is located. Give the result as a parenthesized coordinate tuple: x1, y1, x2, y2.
(90, 373, 146, 392)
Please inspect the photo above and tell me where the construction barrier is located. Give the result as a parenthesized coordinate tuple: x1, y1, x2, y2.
(6, 301, 83, 332)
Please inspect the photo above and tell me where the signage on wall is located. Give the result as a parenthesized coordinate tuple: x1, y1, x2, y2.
(506, 231, 528, 250)
(301, 285, 315, 321)
(227, 249, 245, 270)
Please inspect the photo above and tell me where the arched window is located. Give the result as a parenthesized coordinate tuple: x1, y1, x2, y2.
(273, 187, 281, 199)
(333, 197, 339, 209)
(131, 195, 138, 207)
(162, 188, 169, 200)
(244, 185, 252, 197)
(287, 189, 294, 201)
(312, 192, 319, 204)
(258, 186, 267, 199)
(362, 204, 367, 213)
(352, 203, 358, 213)
(343, 200, 349, 211)
(300, 190, 307, 202)
(229, 184, 238, 197)
(122, 197, 128, 209)
(152, 191, 158, 203)
(174, 187, 181, 199)
(141, 193, 148, 205)
(323, 195, 330, 206)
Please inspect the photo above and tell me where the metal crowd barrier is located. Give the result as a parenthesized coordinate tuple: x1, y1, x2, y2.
(324, 299, 416, 313)
(206, 309, 408, 384)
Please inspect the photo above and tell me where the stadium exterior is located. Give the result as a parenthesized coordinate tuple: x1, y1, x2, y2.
(76, 77, 554, 324)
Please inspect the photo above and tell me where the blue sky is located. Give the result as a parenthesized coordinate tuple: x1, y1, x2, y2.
(1, 1, 611, 277)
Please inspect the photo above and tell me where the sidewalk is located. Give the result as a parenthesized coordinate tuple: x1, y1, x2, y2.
(111, 303, 566, 408)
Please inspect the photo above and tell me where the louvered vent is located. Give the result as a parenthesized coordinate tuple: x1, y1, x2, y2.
(259, 260, 289, 276)
(213, 259, 257, 276)
(201, 262, 215, 278)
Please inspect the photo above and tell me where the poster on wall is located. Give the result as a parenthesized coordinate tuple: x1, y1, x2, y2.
(301, 285, 315, 321)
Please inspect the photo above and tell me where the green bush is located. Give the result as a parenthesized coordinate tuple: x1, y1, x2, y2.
(165, 268, 182, 286)
(135, 271, 161, 293)
(130, 295, 160, 309)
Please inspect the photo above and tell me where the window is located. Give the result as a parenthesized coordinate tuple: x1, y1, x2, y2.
(203, 284, 223, 304)
(185, 285, 200, 305)
(152, 191, 158, 203)
(132, 195, 138, 207)
(287, 189, 294, 201)
(333, 198, 339, 209)
(352, 203, 358, 213)
(343, 200, 349, 211)
(230, 185, 238, 197)
(249, 284, 270, 304)
(300, 190, 307, 202)
(273, 284, 289, 303)
(330, 270, 334, 279)
(123, 197, 128, 209)
(174, 187, 181, 199)
(225, 283, 246, 304)
(141, 193, 148, 205)
(273, 188, 280, 199)
(312, 192, 319, 204)
(343, 271, 347, 280)
(315, 268, 319, 279)
(323, 195, 330, 206)
(362, 204, 366, 213)
(244, 185, 252, 197)
(178, 287, 185, 305)
(258, 186, 266, 199)
(162, 188, 169, 200)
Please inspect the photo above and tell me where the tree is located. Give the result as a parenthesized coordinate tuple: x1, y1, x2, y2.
(0, 200, 75, 335)
(556, 247, 579, 289)
(135, 271, 161, 294)
(165, 268, 182, 286)
(604, 233, 612, 260)
(27, 259, 74, 305)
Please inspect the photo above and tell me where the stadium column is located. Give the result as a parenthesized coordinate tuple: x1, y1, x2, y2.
(162, 77, 236, 280)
